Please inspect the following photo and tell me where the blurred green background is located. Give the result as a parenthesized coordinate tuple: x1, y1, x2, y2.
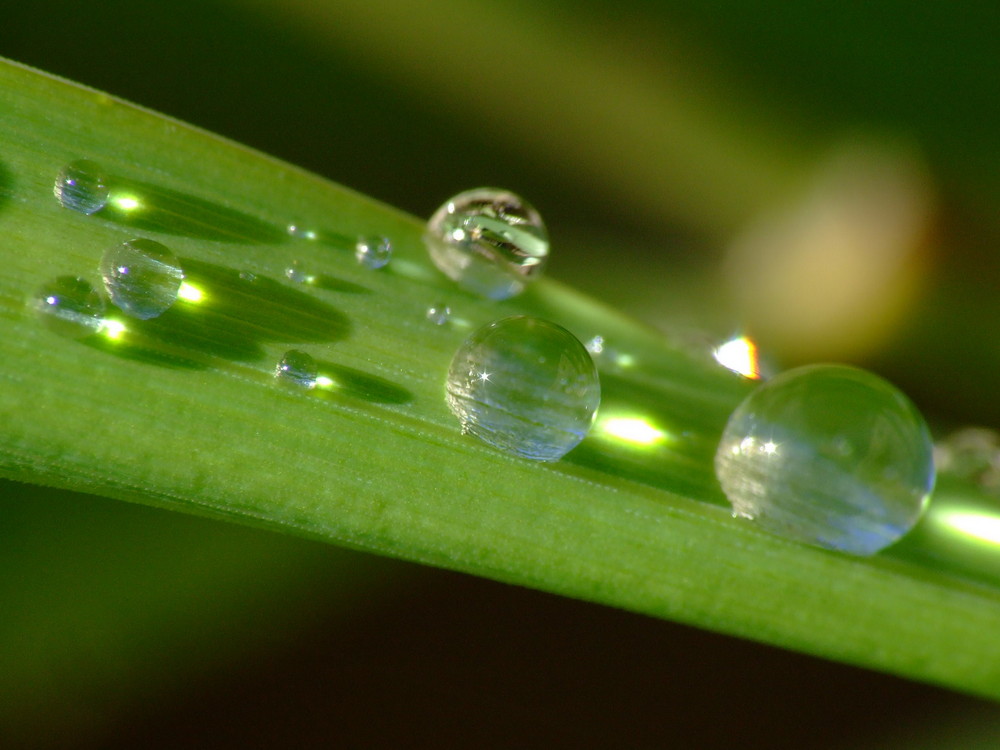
(3, 0, 1000, 746)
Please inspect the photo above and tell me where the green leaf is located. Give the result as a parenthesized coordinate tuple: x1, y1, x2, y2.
(3, 57, 1000, 702)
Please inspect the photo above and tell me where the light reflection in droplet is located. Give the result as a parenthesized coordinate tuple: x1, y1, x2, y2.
(99, 318, 127, 340)
(714, 335, 761, 379)
(939, 511, 1000, 547)
(113, 195, 142, 212)
(597, 416, 669, 447)
(177, 282, 204, 303)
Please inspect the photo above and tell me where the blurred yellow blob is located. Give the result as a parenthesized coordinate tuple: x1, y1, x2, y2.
(726, 140, 934, 361)
(713, 335, 761, 379)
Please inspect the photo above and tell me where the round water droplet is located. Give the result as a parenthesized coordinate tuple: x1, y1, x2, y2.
(100, 238, 184, 320)
(714, 364, 934, 555)
(424, 188, 549, 300)
(54, 159, 109, 215)
(446, 316, 600, 461)
(285, 260, 314, 284)
(32, 276, 106, 338)
(426, 303, 451, 326)
(355, 235, 392, 269)
(274, 349, 318, 389)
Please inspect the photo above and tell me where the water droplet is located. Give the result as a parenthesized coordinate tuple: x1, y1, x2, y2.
(714, 364, 934, 555)
(285, 260, 315, 284)
(239, 271, 258, 283)
(100, 238, 184, 320)
(32, 276, 106, 338)
(424, 188, 549, 300)
(585, 335, 605, 356)
(936, 427, 1000, 492)
(355, 235, 392, 269)
(426, 303, 451, 326)
(54, 159, 109, 215)
(446, 316, 600, 461)
(274, 349, 318, 389)
(287, 223, 318, 240)
(714, 335, 762, 379)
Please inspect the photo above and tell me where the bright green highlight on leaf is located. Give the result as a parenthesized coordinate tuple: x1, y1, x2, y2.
(3, 56, 1000, 702)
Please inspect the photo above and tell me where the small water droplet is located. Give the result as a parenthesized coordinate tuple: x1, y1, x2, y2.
(936, 427, 1000, 492)
(54, 159, 109, 215)
(426, 303, 451, 326)
(239, 271, 258, 283)
(355, 235, 392, 269)
(714, 364, 934, 555)
(285, 260, 315, 284)
(32, 276, 106, 338)
(446, 316, 600, 461)
(100, 238, 184, 319)
(287, 223, 317, 240)
(274, 349, 318, 389)
(424, 188, 549, 300)
(585, 335, 605, 356)
(714, 335, 762, 379)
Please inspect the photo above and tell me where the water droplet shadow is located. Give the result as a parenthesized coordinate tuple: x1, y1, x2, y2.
(314, 358, 413, 405)
(99, 175, 288, 244)
(560, 371, 731, 505)
(0, 160, 14, 213)
(310, 273, 372, 295)
(182, 258, 349, 344)
(76, 259, 350, 370)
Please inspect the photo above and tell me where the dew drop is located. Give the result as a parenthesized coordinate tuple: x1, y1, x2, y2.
(274, 349, 318, 389)
(239, 271, 258, 283)
(426, 303, 451, 326)
(54, 159, 109, 215)
(285, 260, 315, 284)
(32, 276, 106, 338)
(286, 223, 318, 240)
(935, 427, 1000, 492)
(424, 188, 549, 300)
(585, 335, 605, 356)
(446, 316, 600, 461)
(100, 238, 184, 320)
(355, 235, 392, 269)
(714, 364, 934, 555)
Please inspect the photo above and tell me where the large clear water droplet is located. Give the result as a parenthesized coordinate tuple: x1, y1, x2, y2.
(424, 188, 549, 300)
(54, 159, 110, 215)
(355, 235, 392, 269)
(446, 316, 600, 461)
(714, 364, 934, 555)
(32, 276, 106, 338)
(274, 349, 318, 389)
(100, 238, 184, 319)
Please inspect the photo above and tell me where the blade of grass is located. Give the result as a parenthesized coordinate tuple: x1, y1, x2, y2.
(3, 58, 1000, 700)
